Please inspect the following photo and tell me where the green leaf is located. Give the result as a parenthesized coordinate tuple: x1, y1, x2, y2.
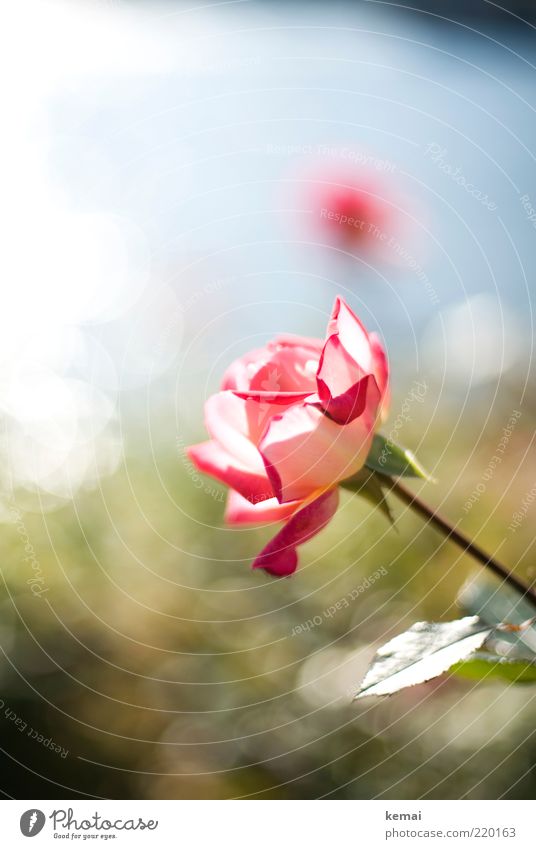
(365, 433, 432, 480)
(340, 467, 394, 525)
(450, 652, 536, 684)
(458, 576, 536, 660)
(355, 616, 491, 699)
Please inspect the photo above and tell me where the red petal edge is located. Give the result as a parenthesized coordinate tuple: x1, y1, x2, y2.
(252, 488, 339, 577)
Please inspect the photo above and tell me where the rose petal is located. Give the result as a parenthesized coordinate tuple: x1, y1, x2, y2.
(369, 331, 390, 420)
(318, 375, 378, 425)
(221, 346, 269, 392)
(233, 390, 313, 406)
(204, 392, 264, 472)
(206, 390, 323, 466)
(221, 337, 322, 395)
(369, 332, 388, 394)
(318, 299, 388, 422)
(225, 489, 300, 525)
(253, 488, 339, 576)
(249, 345, 319, 394)
(187, 441, 273, 504)
(317, 335, 377, 424)
(326, 296, 374, 373)
(260, 388, 379, 503)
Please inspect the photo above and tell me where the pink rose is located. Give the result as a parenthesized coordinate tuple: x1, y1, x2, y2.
(187, 297, 389, 576)
(316, 180, 391, 249)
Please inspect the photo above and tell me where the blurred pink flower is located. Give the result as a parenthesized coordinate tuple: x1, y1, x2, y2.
(283, 157, 422, 265)
(312, 177, 393, 252)
(187, 297, 389, 576)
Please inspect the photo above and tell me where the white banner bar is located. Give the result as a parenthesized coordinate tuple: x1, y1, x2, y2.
(0, 799, 533, 848)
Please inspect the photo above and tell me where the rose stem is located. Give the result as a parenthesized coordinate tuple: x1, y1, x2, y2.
(387, 477, 536, 605)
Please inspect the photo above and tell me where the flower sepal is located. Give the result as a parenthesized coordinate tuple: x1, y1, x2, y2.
(365, 433, 433, 481)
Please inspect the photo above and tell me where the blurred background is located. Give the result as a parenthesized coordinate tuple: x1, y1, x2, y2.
(1, 0, 535, 799)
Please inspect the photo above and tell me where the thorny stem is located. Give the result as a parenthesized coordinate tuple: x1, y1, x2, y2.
(388, 477, 536, 605)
